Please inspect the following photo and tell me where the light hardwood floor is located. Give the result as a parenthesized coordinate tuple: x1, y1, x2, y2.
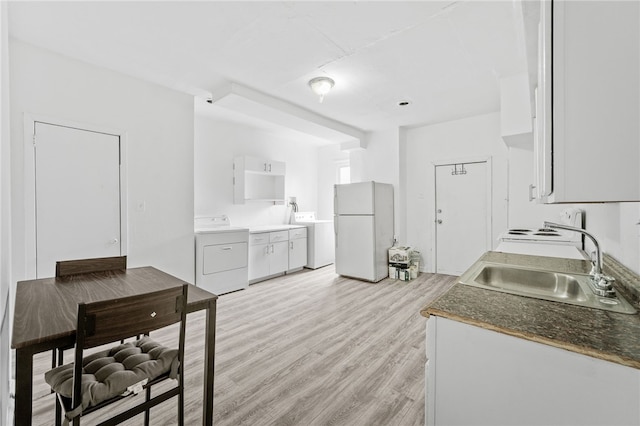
(29, 266, 457, 425)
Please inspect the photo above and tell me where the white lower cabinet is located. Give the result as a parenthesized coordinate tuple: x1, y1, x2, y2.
(288, 227, 307, 272)
(425, 316, 640, 426)
(249, 231, 288, 283)
(249, 228, 306, 283)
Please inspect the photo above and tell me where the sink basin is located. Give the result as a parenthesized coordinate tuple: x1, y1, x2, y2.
(459, 261, 636, 314)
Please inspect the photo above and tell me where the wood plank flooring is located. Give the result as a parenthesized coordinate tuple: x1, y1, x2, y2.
(29, 266, 457, 425)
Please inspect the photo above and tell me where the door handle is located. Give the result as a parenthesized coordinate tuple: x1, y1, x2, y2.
(437, 219, 443, 224)
(110, 238, 119, 244)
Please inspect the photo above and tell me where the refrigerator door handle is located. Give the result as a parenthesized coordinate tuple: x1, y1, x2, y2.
(334, 218, 338, 247)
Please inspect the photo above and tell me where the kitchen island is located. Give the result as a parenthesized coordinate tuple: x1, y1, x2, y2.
(421, 251, 640, 425)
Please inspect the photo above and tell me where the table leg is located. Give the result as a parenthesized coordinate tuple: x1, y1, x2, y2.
(14, 347, 34, 426)
(203, 300, 216, 426)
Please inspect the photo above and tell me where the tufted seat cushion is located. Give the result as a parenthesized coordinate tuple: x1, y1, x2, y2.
(44, 336, 179, 418)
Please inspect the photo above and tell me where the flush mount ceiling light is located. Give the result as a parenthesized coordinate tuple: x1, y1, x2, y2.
(308, 76, 335, 103)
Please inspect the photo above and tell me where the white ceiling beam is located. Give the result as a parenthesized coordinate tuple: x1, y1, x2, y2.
(210, 82, 365, 145)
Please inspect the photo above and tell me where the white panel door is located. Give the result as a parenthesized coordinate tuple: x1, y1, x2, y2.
(34, 122, 121, 278)
(335, 215, 375, 280)
(435, 162, 489, 275)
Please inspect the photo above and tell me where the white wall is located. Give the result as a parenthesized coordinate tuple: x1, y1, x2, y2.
(403, 113, 509, 272)
(1, 2, 12, 423)
(194, 115, 321, 227)
(10, 40, 195, 284)
(317, 144, 349, 220)
(350, 129, 401, 239)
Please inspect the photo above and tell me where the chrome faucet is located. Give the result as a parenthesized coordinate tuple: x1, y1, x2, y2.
(543, 222, 616, 297)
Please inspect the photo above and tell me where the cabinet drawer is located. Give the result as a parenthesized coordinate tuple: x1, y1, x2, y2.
(289, 227, 307, 240)
(270, 230, 289, 243)
(196, 231, 247, 245)
(250, 233, 270, 246)
(203, 242, 247, 274)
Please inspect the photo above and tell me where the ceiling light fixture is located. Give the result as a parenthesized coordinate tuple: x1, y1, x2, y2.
(308, 76, 335, 103)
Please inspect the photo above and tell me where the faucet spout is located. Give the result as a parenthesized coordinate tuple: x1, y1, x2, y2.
(543, 221, 615, 297)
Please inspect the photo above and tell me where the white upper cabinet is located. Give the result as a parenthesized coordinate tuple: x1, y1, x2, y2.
(243, 156, 286, 175)
(533, 0, 640, 203)
(233, 156, 286, 204)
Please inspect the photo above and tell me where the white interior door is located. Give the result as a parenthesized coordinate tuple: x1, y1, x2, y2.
(435, 162, 490, 275)
(34, 122, 122, 278)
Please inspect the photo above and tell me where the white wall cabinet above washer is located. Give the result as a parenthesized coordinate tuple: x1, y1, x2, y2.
(234, 156, 286, 204)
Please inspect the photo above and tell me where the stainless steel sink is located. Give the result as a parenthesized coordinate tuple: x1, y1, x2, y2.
(459, 261, 636, 314)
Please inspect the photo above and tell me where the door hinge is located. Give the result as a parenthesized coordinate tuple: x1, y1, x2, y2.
(32, 134, 36, 146)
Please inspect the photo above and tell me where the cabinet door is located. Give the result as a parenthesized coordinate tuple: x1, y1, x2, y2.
(539, 0, 640, 202)
(270, 241, 289, 275)
(289, 238, 307, 270)
(248, 243, 270, 281)
(268, 160, 285, 175)
(429, 316, 640, 425)
(243, 156, 271, 173)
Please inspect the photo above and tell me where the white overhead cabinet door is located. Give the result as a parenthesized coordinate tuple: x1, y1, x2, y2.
(34, 122, 122, 278)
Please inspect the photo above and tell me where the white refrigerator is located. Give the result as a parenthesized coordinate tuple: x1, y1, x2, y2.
(334, 181, 394, 282)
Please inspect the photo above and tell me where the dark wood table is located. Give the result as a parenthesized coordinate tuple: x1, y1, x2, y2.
(11, 266, 218, 425)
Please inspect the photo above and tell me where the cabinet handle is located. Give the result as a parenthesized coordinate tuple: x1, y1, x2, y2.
(268, 163, 272, 172)
(290, 241, 294, 250)
(221, 246, 232, 251)
(264, 163, 268, 172)
(271, 244, 274, 254)
(528, 184, 537, 202)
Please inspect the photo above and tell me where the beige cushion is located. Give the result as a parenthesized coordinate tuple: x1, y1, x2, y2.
(45, 337, 178, 417)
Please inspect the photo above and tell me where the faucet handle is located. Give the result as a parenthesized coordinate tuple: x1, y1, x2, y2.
(590, 273, 616, 296)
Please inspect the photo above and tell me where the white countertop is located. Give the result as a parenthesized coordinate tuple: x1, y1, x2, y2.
(249, 224, 306, 233)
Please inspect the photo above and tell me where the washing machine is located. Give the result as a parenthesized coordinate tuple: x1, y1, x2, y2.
(195, 215, 249, 294)
(293, 212, 335, 269)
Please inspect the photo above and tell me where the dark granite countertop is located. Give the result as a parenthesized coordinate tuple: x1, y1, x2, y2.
(421, 251, 640, 370)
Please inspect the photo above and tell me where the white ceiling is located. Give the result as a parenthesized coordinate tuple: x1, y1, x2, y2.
(8, 1, 531, 144)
